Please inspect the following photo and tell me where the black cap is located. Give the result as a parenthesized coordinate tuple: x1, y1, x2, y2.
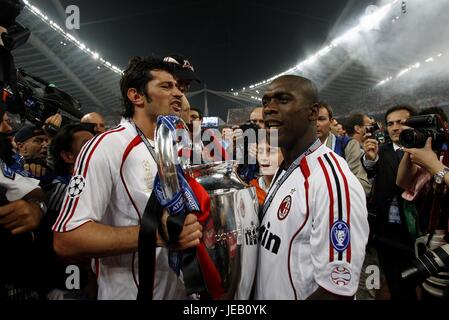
(163, 54, 201, 83)
(14, 124, 44, 143)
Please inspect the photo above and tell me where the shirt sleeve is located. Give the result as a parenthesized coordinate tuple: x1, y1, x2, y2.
(344, 140, 372, 195)
(362, 154, 379, 170)
(0, 160, 40, 201)
(52, 137, 114, 233)
(311, 152, 369, 296)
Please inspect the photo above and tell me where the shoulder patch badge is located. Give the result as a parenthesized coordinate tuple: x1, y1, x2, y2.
(331, 221, 350, 252)
(330, 266, 351, 286)
(67, 175, 86, 198)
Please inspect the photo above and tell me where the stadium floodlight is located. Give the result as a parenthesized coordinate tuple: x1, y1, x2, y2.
(23, 1, 124, 75)
(397, 68, 410, 78)
(237, 0, 399, 92)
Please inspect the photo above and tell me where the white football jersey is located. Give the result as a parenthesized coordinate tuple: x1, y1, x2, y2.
(0, 159, 40, 203)
(52, 119, 185, 300)
(255, 144, 369, 300)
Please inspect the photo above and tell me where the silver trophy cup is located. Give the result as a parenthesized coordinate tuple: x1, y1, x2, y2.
(187, 161, 259, 299)
(155, 116, 259, 300)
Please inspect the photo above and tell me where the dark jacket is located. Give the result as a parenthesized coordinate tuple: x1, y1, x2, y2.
(364, 142, 414, 251)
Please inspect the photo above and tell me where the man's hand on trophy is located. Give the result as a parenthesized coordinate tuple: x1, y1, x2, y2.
(171, 213, 203, 251)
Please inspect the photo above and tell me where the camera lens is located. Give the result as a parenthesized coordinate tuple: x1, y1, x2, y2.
(402, 244, 449, 285)
(399, 129, 428, 148)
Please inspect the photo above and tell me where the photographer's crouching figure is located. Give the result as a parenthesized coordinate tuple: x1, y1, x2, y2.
(396, 108, 449, 301)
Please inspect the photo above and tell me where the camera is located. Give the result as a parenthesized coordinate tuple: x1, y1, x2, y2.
(1, 22, 30, 52)
(365, 121, 386, 144)
(0, 0, 83, 128)
(240, 121, 260, 133)
(233, 121, 260, 183)
(402, 243, 449, 296)
(399, 114, 449, 149)
(16, 69, 83, 125)
(1, 0, 27, 112)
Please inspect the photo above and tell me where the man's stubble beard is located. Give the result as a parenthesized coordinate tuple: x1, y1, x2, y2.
(143, 94, 159, 124)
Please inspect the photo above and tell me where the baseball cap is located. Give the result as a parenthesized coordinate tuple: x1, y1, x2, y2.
(163, 54, 201, 83)
(14, 124, 45, 143)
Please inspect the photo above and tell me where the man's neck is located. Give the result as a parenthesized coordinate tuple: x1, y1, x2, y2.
(132, 115, 156, 140)
(282, 132, 317, 167)
(319, 134, 328, 144)
(353, 134, 362, 144)
(320, 131, 332, 145)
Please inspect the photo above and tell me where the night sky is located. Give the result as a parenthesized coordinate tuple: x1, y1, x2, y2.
(32, 0, 378, 120)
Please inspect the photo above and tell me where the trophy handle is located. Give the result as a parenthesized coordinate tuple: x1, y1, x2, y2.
(155, 123, 180, 198)
(155, 116, 192, 197)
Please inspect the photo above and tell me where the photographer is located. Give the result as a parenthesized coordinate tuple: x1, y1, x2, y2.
(342, 113, 372, 196)
(362, 104, 418, 300)
(397, 138, 449, 191)
(403, 139, 449, 186)
(396, 109, 449, 300)
(397, 108, 449, 192)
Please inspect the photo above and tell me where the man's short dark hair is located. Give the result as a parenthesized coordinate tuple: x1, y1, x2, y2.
(51, 124, 94, 175)
(274, 75, 319, 109)
(120, 56, 175, 118)
(384, 104, 418, 124)
(190, 107, 203, 120)
(419, 106, 448, 123)
(318, 101, 333, 119)
(336, 118, 347, 130)
(345, 113, 365, 136)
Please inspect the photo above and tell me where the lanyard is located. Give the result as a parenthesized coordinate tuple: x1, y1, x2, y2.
(260, 139, 321, 221)
(131, 120, 157, 162)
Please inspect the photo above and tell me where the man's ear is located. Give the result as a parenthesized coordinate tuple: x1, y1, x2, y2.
(17, 142, 25, 153)
(127, 88, 145, 108)
(61, 151, 75, 165)
(354, 125, 362, 135)
(309, 103, 319, 121)
(0, 26, 7, 48)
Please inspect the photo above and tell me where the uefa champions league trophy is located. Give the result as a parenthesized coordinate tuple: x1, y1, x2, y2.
(154, 116, 259, 299)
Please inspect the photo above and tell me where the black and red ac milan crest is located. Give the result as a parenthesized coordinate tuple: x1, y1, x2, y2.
(277, 195, 292, 220)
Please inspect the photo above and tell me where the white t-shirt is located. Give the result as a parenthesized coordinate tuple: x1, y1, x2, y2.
(52, 119, 185, 300)
(0, 159, 40, 203)
(255, 144, 369, 300)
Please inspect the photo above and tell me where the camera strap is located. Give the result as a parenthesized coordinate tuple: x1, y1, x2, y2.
(261, 139, 321, 221)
